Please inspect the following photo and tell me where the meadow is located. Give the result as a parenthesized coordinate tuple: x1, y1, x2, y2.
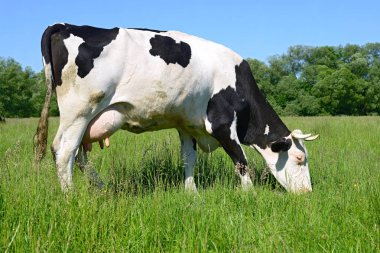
(0, 117, 379, 252)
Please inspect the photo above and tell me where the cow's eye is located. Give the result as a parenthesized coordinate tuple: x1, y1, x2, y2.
(270, 138, 292, 153)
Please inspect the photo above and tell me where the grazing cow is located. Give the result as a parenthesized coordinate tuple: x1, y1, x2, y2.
(34, 23, 318, 193)
(0, 115, 5, 123)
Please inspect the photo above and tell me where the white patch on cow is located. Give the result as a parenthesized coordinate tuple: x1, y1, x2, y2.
(105, 29, 243, 130)
(229, 112, 238, 140)
(179, 131, 198, 192)
(55, 34, 85, 100)
(240, 173, 253, 190)
(252, 135, 312, 193)
(64, 34, 84, 63)
(205, 118, 213, 134)
(83, 29, 126, 86)
(184, 176, 197, 192)
(230, 113, 250, 187)
(264, 124, 270, 135)
(160, 30, 243, 97)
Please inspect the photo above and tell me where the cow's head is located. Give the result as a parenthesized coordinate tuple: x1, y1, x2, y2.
(253, 129, 318, 193)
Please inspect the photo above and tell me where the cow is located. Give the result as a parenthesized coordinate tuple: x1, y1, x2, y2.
(34, 23, 318, 194)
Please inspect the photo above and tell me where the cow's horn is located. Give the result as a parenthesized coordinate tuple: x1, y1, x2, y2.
(305, 134, 319, 141)
(291, 129, 311, 139)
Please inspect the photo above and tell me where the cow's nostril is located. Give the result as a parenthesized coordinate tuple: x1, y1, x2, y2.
(295, 154, 305, 164)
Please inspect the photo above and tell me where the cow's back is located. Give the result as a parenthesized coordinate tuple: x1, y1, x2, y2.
(105, 28, 244, 131)
(46, 24, 245, 133)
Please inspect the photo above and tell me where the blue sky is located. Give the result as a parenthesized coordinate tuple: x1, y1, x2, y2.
(1, 0, 379, 71)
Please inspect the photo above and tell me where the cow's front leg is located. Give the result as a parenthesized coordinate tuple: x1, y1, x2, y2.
(235, 162, 253, 190)
(178, 130, 197, 192)
(211, 120, 253, 190)
(52, 120, 88, 192)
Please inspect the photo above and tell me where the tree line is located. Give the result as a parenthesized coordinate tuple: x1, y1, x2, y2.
(0, 43, 379, 118)
(0, 58, 57, 118)
(247, 43, 380, 116)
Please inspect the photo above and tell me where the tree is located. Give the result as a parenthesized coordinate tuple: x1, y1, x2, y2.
(0, 57, 58, 118)
(338, 44, 361, 63)
(248, 44, 380, 116)
(306, 46, 339, 69)
(347, 53, 369, 78)
(246, 58, 272, 95)
(314, 67, 367, 115)
(0, 58, 35, 117)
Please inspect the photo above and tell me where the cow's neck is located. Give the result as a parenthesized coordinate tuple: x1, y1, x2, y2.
(235, 60, 290, 149)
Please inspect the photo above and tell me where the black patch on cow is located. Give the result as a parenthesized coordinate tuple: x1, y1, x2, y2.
(270, 138, 292, 153)
(206, 60, 290, 151)
(209, 117, 248, 167)
(41, 23, 70, 86)
(207, 86, 248, 133)
(206, 86, 249, 166)
(41, 24, 65, 66)
(129, 28, 167, 33)
(65, 25, 119, 78)
(234, 60, 291, 149)
(149, 35, 191, 67)
(50, 31, 70, 86)
(41, 24, 119, 86)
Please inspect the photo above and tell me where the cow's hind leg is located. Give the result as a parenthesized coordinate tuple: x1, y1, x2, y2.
(76, 146, 105, 189)
(210, 118, 253, 190)
(178, 130, 197, 192)
(51, 119, 89, 192)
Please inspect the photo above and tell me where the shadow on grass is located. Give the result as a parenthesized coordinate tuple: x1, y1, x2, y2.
(106, 155, 279, 195)
(102, 142, 283, 195)
(106, 141, 182, 195)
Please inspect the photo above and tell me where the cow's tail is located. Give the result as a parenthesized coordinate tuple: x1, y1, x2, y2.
(34, 24, 63, 164)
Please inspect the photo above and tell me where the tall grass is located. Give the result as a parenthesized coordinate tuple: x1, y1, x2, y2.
(0, 117, 379, 252)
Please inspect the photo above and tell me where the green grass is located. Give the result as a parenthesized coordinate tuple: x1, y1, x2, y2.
(0, 117, 379, 252)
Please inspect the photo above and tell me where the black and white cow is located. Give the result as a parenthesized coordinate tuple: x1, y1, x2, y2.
(34, 23, 318, 193)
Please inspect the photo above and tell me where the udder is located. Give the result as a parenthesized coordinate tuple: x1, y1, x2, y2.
(82, 106, 125, 152)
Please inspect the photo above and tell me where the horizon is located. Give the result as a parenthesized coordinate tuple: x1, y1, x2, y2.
(1, 1, 379, 71)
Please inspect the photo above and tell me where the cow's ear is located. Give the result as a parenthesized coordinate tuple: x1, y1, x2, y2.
(270, 138, 292, 153)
